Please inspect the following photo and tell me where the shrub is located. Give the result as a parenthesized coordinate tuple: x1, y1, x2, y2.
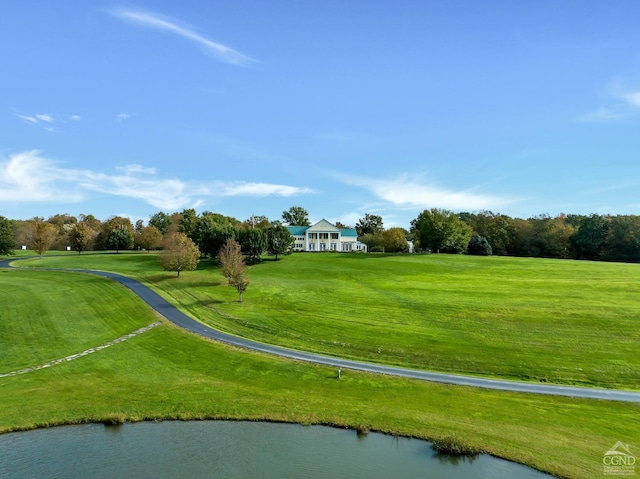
(467, 235, 492, 256)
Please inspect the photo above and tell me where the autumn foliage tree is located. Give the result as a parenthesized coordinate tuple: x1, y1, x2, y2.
(218, 237, 249, 301)
(134, 225, 163, 251)
(218, 238, 244, 285)
(160, 232, 200, 277)
(30, 218, 57, 257)
(68, 222, 94, 254)
(380, 227, 409, 252)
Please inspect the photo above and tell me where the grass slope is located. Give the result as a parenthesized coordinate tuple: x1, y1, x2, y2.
(0, 268, 638, 479)
(20, 251, 640, 389)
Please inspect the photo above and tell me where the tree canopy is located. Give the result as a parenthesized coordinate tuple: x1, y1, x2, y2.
(411, 209, 472, 254)
(134, 225, 163, 251)
(30, 218, 57, 257)
(282, 206, 310, 226)
(149, 212, 173, 235)
(69, 222, 94, 254)
(355, 214, 384, 236)
(160, 232, 200, 277)
(0, 216, 14, 255)
(380, 227, 408, 252)
(106, 225, 134, 253)
(267, 224, 293, 260)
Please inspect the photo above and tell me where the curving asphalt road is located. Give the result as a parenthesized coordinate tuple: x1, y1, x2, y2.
(3, 257, 640, 403)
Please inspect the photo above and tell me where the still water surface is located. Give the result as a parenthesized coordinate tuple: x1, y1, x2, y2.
(0, 421, 553, 478)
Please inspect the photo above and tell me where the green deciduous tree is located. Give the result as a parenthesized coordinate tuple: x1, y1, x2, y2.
(355, 214, 384, 236)
(160, 232, 200, 277)
(267, 224, 293, 260)
(411, 209, 472, 254)
(196, 214, 237, 258)
(106, 225, 134, 253)
(359, 233, 382, 252)
(238, 228, 267, 263)
(178, 208, 199, 241)
(570, 214, 610, 260)
(0, 216, 14, 255)
(602, 215, 640, 263)
(95, 217, 133, 251)
(282, 206, 310, 226)
(149, 211, 173, 235)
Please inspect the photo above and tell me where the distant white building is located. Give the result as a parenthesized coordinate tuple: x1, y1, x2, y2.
(287, 219, 367, 252)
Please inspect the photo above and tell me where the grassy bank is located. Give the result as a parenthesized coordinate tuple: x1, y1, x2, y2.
(0, 266, 638, 479)
(20, 251, 640, 389)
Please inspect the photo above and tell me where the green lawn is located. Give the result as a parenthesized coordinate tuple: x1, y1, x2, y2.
(19, 251, 640, 389)
(0, 265, 638, 479)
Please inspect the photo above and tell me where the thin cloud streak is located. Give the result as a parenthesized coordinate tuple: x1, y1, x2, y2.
(110, 8, 256, 66)
(335, 173, 517, 212)
(0, 151, 312, 210)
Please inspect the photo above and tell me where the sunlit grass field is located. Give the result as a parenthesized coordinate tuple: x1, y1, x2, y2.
(19, 251, 640, 389)
(0, 261, 638, 479)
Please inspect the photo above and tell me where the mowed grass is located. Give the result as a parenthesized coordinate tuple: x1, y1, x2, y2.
(20, 252, 640, 389)
(0, 268, 638, 479)
(0, 268, 159, 372)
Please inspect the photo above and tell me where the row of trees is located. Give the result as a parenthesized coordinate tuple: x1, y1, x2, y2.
(0, 209, 296, 262)
(410, 209, 640, 262)
(3, 207, 640, 263)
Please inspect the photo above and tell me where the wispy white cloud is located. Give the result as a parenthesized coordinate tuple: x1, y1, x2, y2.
(14, 110, 81, 129)
(117, 113, 132, 121)
(334, 172, 517, 212)
(624, 91, 640, 107)
(0, 150, 312, 210)
(16, 113, 54, 125)
(577, 79, 640, 122)
(110, 8, 256, 66)
(575, 106, 628, 123)
(0, 150, 84, 202)
(215, 182, 314, 197)
(35, 114, 54, 123)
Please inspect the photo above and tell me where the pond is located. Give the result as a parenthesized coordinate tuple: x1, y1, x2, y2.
(0, 421, 553, 479)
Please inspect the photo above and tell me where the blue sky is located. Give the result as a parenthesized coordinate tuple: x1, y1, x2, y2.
(3, 1, 640, 228)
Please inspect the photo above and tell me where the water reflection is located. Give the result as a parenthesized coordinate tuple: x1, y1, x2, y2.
(0, 421, 553, 479)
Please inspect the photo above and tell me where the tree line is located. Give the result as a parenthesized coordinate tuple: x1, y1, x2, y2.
(2, 207, 640, 263)
(0, 209, 295, 261)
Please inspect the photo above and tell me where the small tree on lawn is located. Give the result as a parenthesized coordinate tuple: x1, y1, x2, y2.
(232, 272, 249, 302)
(69, 222, 93, 254)
(218, 238, 244, 285)
(160, 232, 200, 277)
(30, 218, 57, 257)
(106, 225, 134, 253)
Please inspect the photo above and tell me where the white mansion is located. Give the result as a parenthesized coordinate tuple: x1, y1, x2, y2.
(287, 219, 368, 252)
